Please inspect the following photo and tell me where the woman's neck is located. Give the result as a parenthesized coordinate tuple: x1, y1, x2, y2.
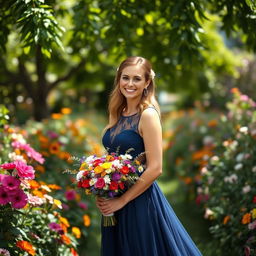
(124, 98, 140, 115)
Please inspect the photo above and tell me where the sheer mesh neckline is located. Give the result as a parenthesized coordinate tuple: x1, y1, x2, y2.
(121, 112, 139, 118)
(109, 112, 141, 143)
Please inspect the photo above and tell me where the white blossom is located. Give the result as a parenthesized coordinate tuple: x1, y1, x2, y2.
(236, 153, 244, 162)
(120, 154, 132, 160)
(204, 208, 214, 219)
(112, 160, 123, 169)
(105, 168, 112, 174)
(242, 185, 251, 194)
(239, 126, 248, 134)
(11, 133, 26, 144)
(89, 178, 97, 186)
(104, 175, 111, 184)
(8, 152, 26, 163)
(252, 166, 256, 173)
(234, 163, 243, 170)
(201, 167, 208, 175)
(138, 166, 144, 173)
(76, 170, 85, 181)
(224, 174, 238, 183)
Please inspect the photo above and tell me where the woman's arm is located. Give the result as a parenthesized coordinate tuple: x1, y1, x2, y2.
(96, 108, 162, 215)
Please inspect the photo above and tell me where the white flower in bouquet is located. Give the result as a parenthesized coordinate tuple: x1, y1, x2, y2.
(76, 170, 84, 181)
(105, 168, 112, 174)
(112, 159, 123, 169)
(86, 155, 97, 163)
(104, 175, 111, 184)
(89, 178, 97, 186)
(103, 185, 109, 190)
(120, 154, 132, 160)
(138, 166, 144, 173)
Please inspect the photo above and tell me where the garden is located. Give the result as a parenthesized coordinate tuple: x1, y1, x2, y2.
(1, 0, 256, 255)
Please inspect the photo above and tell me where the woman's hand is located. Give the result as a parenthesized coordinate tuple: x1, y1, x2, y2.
(96, 197, 126, 215)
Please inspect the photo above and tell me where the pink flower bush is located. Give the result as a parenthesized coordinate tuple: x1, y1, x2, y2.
(9, 189, 27, 209)
(0, 161, 35, 180)
(2, 175, 20, 192)
(15, 161, 35, 179)
(11, 141, 45, 164)
(0, 187, 9, 205)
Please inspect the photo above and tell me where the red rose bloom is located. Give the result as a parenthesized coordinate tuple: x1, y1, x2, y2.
(110, 181, 118, 190)
(120, 166, 129, 174)
(253, 196, 256, 204)
(82, 179, 90, 188)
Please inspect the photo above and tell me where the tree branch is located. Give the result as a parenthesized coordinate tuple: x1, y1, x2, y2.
(47, 58, 86, 93)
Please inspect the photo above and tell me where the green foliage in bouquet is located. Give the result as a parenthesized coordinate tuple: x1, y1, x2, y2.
(199, 88, 256, 255)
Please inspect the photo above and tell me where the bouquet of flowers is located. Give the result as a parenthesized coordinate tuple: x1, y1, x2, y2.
(75, 152, 144, 226)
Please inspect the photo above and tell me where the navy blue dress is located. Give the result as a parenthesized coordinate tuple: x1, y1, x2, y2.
(101, 109, 202, 256)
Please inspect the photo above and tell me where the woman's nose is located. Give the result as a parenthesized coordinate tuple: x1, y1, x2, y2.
(128, 79, 133, 86)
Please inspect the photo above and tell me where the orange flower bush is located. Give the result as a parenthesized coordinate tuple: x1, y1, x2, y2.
(16, 241, 36, 256)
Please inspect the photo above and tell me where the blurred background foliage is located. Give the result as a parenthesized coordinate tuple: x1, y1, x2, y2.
(0, 0, 256, 122)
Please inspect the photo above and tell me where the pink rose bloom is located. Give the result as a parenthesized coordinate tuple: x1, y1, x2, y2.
(2, 175, 21, 193)
(9, 189, 28, 209)
(15, 161, 35, 179)
(78, 202, 88, 210)
(95, 178, 105, 189)
(0, 186, 9, 205)
(65, 190, 76, 201)
(0, 162, 16, 170)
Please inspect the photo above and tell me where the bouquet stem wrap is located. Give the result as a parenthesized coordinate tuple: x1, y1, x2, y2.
(102, 212, 117, 227)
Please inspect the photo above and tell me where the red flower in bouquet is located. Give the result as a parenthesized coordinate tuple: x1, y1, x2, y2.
(120, 166, 129, 174)
(109, 181, 118, 190)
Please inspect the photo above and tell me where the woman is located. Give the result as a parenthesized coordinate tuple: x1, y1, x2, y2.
(96, 56, 202, 256)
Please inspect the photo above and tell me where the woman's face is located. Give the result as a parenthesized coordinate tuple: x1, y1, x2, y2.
(119, 65, 149, 100)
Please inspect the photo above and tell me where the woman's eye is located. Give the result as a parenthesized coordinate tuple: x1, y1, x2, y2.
(134, 78, 141, 82)
(122, 77, 129, 80)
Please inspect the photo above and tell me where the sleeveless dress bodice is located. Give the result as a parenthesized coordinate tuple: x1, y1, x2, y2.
(100, 109, 202, 256)
(102, 112, 145, 159)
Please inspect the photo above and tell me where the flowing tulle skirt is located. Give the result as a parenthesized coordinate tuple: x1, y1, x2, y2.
(101, 181, 202, 256)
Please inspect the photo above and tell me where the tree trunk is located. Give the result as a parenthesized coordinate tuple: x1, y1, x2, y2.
(33, 92, 50, 121)
(33, 45, 50, 121)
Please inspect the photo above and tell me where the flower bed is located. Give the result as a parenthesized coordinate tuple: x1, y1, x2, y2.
(0, 106, 104, 255)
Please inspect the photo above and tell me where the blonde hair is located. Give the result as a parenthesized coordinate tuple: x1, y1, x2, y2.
(105, 56, 160, 130)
